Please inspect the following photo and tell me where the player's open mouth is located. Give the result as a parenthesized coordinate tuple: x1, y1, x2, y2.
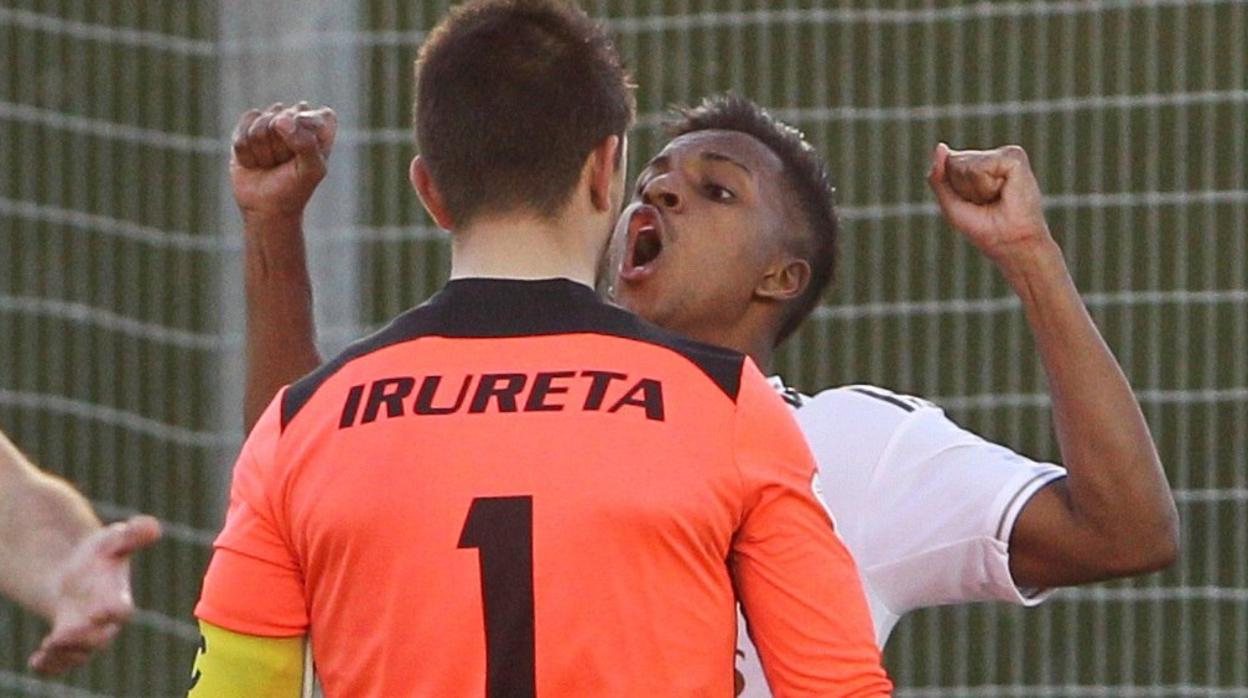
(619, 203, 665, 283)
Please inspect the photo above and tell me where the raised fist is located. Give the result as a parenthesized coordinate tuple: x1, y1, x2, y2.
(231, 102, 337, 219)
(927, 143, 1052, 266)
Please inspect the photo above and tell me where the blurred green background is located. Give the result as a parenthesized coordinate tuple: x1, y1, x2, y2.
(1, 1, 1244, 695)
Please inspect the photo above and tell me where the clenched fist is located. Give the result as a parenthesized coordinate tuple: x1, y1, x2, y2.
(231, 102, 337, 220)
(927, 143, 1053, 268)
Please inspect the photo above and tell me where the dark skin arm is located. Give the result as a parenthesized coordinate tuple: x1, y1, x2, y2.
(230, 103, 334, 432)
(929, 143, 1180, 587)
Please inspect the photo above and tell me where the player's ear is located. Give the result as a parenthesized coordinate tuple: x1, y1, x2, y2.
(585, 134, 622, 213)
(755, 256, 810, 303)
(411, 155, 454, 230)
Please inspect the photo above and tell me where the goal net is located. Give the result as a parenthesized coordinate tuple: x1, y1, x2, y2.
(1, 1, 1244, 695)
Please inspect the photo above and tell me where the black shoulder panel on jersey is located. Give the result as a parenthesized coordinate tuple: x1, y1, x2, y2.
(280, 278, 745, 430)
(849, 386, 916, 412)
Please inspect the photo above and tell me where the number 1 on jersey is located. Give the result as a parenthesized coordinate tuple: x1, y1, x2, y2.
(458, 496, 536, 698)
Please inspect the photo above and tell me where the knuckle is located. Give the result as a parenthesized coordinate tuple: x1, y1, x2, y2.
(1001, 144, 1028, 161)
(247, 116, 269, 138)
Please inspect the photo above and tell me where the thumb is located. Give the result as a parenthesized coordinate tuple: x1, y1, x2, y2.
(927, 143, 966, 211)
(274, 115, 328, 180)
(102, 515, 162, 559)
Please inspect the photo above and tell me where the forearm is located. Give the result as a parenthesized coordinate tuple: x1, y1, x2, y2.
(243, 212, 323, 433)
(1003, 239, 1178, 576)
(0, 435, 100, 618)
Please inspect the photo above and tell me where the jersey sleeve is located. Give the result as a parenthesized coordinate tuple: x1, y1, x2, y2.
(195, 390, 309, 637)
(843, 390, 1067, 617)
(729, 364, 892, 697)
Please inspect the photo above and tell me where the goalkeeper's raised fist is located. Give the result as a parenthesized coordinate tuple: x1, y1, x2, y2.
(231, 102, 337, 220)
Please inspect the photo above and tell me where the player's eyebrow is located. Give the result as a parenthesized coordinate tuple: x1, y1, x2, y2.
(701, 150, 752, 176)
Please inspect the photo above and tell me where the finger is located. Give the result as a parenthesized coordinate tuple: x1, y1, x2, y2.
(275, 118, 328, 182)
(927, 143, 980, 219)
(32, 631, 118, 672)
(29, 646, 94, 676)
(85, 588, 135, 626)
(232, 109, 263, 169)
(247, 111, 279, 168)
(103, 515, 163, 558)
(267, 108, 298, 166)
(305, 107, 338, 156)
(946, 153, 1006, 205)
(994, 144, 1037, 191)
(42, 619, 124, 653)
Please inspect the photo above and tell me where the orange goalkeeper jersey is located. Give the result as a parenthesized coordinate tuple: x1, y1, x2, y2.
(195, 278, 889, 697)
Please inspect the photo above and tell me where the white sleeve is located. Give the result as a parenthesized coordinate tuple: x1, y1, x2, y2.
(848, 391, 1066, 616)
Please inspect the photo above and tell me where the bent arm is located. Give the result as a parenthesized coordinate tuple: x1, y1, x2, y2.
(188, 621, 305, 697)
(1002, 241, 1179, 587)
(927, 143, 1178, 589)
(0, 431, 99, 617)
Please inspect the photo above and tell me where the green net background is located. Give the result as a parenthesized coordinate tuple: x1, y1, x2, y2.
(1, 1, 1244, 695)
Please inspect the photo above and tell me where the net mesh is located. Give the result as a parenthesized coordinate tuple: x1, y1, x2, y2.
(1, 1, 1244, 695)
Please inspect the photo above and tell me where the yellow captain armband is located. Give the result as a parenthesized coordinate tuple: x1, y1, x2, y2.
(187, 621, 307, 697)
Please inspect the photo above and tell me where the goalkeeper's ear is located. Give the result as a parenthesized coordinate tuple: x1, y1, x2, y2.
(188, 621, 306, 697)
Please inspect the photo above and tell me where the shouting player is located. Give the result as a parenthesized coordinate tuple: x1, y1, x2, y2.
(620, 97, 1178, 695)
(0, 429, 161, 675)
(191, 3, 889, 697)
(233, 88, 1179, 694)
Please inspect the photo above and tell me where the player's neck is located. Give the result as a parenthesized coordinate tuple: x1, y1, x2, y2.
(449, 213, 605, 289)
(688, 317, 777, 373)
(739, 333, 776, 374)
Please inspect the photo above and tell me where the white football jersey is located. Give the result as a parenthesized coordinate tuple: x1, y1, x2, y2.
(735, 378, 1067, 697)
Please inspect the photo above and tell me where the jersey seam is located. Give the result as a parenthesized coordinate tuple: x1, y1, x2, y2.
(730, 368, 749, 534)
(858, 405, 948, 512)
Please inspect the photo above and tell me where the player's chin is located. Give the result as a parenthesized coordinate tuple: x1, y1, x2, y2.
(612, 281, 664, 320)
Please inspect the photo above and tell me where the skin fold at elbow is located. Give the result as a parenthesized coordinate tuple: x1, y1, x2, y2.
(1104, 502, 1181, 578)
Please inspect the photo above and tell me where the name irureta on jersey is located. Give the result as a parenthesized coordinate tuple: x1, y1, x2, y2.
(338, 370, 666, 428)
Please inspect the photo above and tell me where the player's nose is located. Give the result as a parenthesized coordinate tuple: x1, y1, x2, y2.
(642, 175, 683, 213)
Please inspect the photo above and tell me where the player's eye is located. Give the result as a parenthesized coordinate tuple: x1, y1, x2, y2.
(704, 182, 735, 202)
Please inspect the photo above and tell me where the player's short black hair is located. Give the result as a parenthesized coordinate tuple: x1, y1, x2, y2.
(667, 94, 838, 346)
(414, 0, 636, 228)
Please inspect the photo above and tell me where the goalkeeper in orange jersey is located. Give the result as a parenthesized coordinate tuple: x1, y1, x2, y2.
(0, 429, 161, 675)
(189, 1, 890, 696)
